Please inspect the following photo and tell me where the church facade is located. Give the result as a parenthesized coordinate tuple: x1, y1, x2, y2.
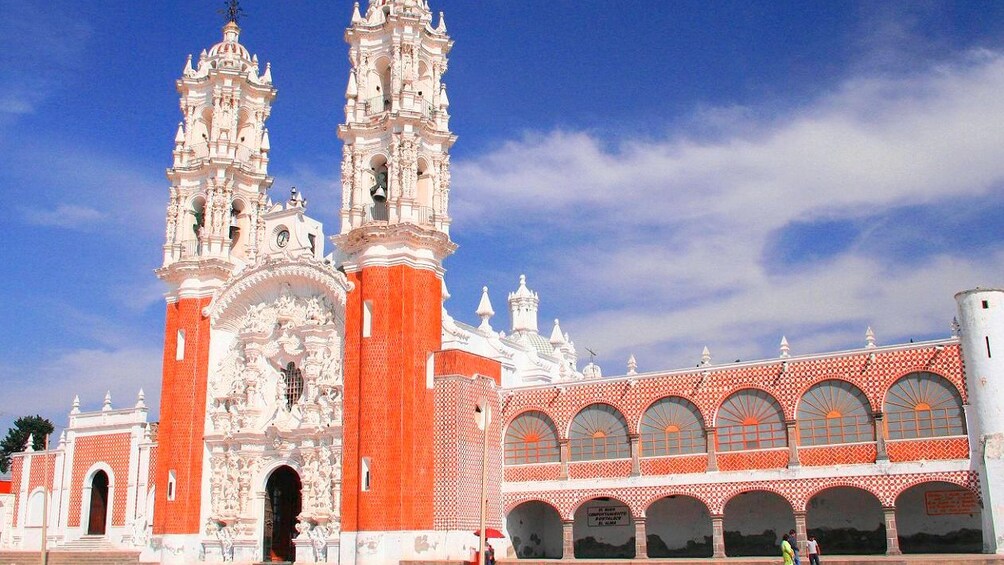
(3, 1, 1004, 563)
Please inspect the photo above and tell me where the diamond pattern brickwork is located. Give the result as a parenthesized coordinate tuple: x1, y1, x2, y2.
(504, 463, 562, 483)
(639, 454, 708, 476)
(717, 448, 788, 471)
(799, 443, 877, 466)
(887, 437, 970, 462)
(68, 433, 132, 528)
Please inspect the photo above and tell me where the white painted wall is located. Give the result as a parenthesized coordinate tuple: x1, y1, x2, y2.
(506, 501, 563, 558)
(724, 491, 793, 542)
(896, 483, 980, 537)
(573, 499, 635, 556)
(646, 495, 712, 554)
(807, 487, 883, 532)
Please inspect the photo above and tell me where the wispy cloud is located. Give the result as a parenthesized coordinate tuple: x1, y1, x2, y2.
(450, 50, 1004, 372)
(23, 203, 105, 229)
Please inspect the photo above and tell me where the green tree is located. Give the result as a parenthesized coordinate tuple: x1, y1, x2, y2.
(0, 415, 54, 474)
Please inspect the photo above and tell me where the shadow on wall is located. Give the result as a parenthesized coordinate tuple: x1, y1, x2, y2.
(574, 536, 636, 559)
(807, 525, 885, 555)
(724, 529, 779, 557)
(512, 533, 561, 559)
(647, 534, 713, 558)
(899, 529, 982, 554)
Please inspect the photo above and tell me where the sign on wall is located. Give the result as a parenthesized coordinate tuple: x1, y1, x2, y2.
(925, 490, 979, 515)
(587, 505, 630, 527)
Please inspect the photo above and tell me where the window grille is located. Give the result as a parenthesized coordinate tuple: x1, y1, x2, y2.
(569, 404, 631, 461)
(283, 362, 304, 410)
(504, 411, 560, 465)
(716, 389, 786, 452)
(797, 380, 874, 445)
(884, 372, 965, 439)
(641, 397, 706, 456)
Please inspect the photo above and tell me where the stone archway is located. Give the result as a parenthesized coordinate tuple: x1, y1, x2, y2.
(723, 491, 793, 556)
(806, 486, 884, 554)
(506, 501, 563, 559)
(573, 497, 635, 559)
(646, 495, 713, 557)
(263, 466, 302, 562)
(895, 481, 981, 553)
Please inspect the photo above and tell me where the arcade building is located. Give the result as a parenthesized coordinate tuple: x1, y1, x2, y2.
(2, 0, 1004, 563)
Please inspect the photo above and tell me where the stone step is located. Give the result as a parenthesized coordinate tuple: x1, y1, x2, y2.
(0, 550, 139, 565)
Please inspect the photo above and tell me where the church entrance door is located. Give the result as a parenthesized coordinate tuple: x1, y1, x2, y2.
(263, 465, 302, 562)
(86, 470, 109, 535)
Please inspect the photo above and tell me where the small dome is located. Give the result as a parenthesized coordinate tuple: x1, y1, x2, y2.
(513, 330, 554, 358)
(207, 22, 253, 68)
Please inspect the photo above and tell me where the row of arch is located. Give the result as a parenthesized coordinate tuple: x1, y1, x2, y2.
(505, 372, 965, 464)
(506, 482, 982, 559)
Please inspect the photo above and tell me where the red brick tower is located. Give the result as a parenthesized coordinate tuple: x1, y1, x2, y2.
(152, 18, 275, 544)
(334, 1, 457, 560)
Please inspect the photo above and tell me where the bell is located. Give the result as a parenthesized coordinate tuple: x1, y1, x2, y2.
(371, 185, 387, 203)
(229, 214, 239, 228)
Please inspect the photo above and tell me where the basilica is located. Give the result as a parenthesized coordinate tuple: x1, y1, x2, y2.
(1, 1, 1003, 563)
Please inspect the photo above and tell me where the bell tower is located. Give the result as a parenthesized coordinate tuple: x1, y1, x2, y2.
(153, 13, 275, 540)
(334, 0, 456, 560)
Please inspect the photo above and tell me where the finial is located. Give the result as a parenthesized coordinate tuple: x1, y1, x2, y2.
(436, 11, 447, 33)
(71, 395, 81, 415)
(262, 62, 272, 83)
(351, 2, 363, 24)
(549, 319, 565, 347)
(103, 391, 112, 411)
(627, 354, 637, 376)
(260, 129, 270, 152)
(701, 346, 711, 367)
(136, 388, 146, 409)
(58, 431, 67, 448)
(174, 122, 185, 145)
(219, 0, 244, 25)
(951, 317, 961, 338)
(779, 336, 790, 358)
(183, 54, 194, 76)
(865, 326, 876, 349)
(25, 434, 35, 452)
(439, 83, 450, 108)
(476, 286, 495, 332)
(346, 72, 358, 100)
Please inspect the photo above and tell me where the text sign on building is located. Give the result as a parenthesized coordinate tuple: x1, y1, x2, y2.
(587, 505, 629, 527)
(925, 490, 979, 515)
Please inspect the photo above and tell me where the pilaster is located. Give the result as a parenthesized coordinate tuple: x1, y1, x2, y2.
(629, 434, 641, 477)
(873, 412, 888, 462)
(562, 519, 574, 560)
(711, 514, 726, 558)
(633, 517, 647, 558)
(785, 420, 800, 467)
(883, 507, 902, 555)
(705, 428, 718, 472)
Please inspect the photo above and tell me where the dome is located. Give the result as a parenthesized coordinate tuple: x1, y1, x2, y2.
(207, 22, 253, 69)
(513, 330, 554, 358)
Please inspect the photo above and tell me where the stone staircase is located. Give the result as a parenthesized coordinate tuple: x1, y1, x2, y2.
(0, 535, 140, 565)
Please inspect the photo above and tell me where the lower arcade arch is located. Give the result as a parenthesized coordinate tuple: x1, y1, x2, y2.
(895, 481, 981, 553)
(263, 466, 302, 563)
(723, 490, 794, 556)
(805, 486, 884, 554)
(506, 501, 563, 559)
(573, 497, 635, 559)
(645, 495, 713, 557)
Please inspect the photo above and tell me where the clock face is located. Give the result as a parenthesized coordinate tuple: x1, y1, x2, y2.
(276, 229, 290, 248)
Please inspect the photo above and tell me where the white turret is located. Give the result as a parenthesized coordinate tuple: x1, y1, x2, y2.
(476, 286, 495, 333)
(955, 287, 1004, 552)
(509, 275, 540, 333)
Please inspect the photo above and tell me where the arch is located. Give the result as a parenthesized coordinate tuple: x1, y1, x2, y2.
(723, 490, 794, 556)
(639, 396, 706, 456)
(87, 470, 110, 535)
(645, 495, 713, 557)
(366, 56, 392, 112)
(25, 487, 46, 527)
(228, 197, 251, 259)
(805, 486, 884, 554)
(568, 404, 630, 461)
(883, 372, 965, 440)
(263, 465, 302, 562)
(797, 380, 874, 446)
(894, 481, 981, 553)
(365, 154, 389, 221)
(715, 389, 786, 452)
(505, 410, 560, 465)
(80, 462, 114, 536)
(572, 496, 635, 559)
(507, 500, 563, 559)
(416, 155, 434, 212)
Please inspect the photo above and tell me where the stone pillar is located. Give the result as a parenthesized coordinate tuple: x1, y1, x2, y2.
(559, 439, 569, 480)
(785, 420, 800, 467)
(706, 428, 718, 472)
(873, 411, 888, 461)
(634, 517, 647, 558)
(794, 511, 807, 555)
(630, 434, 641, 477)
(711, 514, 726, 557)
(883, 507, 902, 555)
(562, 519, 575, 560)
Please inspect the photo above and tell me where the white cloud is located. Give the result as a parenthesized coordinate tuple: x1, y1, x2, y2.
(449, 50, 1004, 372)
(23, 203, 105, 229)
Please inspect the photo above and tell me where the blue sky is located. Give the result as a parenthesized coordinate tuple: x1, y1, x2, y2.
(2, 0, 1004, 439)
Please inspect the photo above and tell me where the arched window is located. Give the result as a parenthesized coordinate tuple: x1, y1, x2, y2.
(504, 411, 560, 465)
(569, 404, 630, 461)
(26, 490, 45, 527)
(797, 380, 874, 445)
(884, 372, 965, 439)
(283, 362, 304, 410)
(716, 389, 786, 452)
(640, 397, 706, 456)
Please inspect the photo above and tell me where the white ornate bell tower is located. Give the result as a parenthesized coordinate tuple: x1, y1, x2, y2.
(338, 0, 455, 237)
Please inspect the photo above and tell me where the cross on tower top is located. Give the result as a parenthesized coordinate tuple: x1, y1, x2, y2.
(219, 0, 244, 25)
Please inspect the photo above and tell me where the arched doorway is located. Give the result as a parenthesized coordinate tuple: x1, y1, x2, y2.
(895, 481, 981, 553)
(806, 486, 884, 554)
(573, 497, 635, 559)
(646, 495, 713, 557)
(87, 471, 109, 536)
(723, 491, 793, 556)
(506, 501, 563, 559)
(263, 466, 302, 562)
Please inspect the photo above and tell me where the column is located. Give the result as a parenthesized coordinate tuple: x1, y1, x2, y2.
(711, 514, 726, 558)
(705, 428, 718, 472)
(630, 434, 641, 477)
(562, 519, 575, 560)
(883, 506, 902, 555)
(873, 412, 888, 461)
(786, 420, 800, 467)
(559, 439, 569, 480)
(794, 511, 807, 555)
(634, 517, 647, 558)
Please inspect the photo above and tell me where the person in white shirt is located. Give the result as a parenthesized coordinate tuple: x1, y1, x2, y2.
(806, 535, 821, 565)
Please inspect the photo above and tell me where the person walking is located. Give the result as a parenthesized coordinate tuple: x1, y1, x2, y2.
(781, 534, 795, 565)
(789, 529, 801, 565)
(806, 535, 821, 565)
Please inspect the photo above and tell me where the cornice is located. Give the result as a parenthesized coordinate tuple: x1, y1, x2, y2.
(332, 222, 456, 274)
